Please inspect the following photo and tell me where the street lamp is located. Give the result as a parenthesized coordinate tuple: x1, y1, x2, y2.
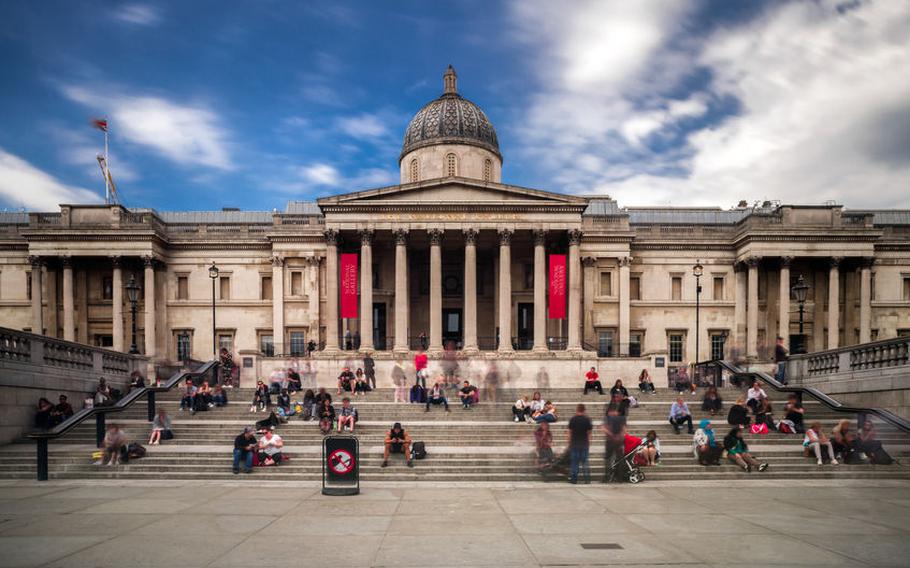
(209, 262, 219, 358)
(125, 275, 141, 354)
(693, 260, 704, 364)
(792, 275, 810, 354)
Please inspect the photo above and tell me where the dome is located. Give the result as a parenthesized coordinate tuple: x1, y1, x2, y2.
(400, 66, 500, 162)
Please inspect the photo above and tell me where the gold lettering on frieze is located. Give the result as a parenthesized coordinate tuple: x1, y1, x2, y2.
(381, 212, 524, 221)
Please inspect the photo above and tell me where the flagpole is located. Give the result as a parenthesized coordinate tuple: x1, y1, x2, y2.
(103, 123, 110, 204)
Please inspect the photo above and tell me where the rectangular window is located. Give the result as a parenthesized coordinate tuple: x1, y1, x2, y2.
(903, 277, 910, 301)
(713, 277, 724, 301)
(629, 332, 642, 357)
(710, 333, 726, 361)
(176, 332, 192, 361)
(259, 333, 274, 357)
(598, 329, 615, 357)
(102, 277, 113, 300)
(95, 335, 113, 348)
(289, 331, 306, 356)
(177, 276, 189, 300)
(630, 276, 641, 301)
(669, 333, 684, 362)
(218, 334, 233, 353)
(219, 276, 231, 300)
(291, 271, 303, 296)
(261, 275, 273, 300)
(671, 276, 682, 301)
(599, 271, 612, 296)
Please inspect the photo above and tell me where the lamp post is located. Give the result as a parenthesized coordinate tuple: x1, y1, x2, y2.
(209, 262, 219, 358)
(792, 275, 810, 355)
(693, 260, 703, 364)
(125, 275, 140, 354)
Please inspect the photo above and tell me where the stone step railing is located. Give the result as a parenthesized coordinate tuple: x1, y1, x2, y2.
(792, 336, 910, 377)
(0, 326, 136, 375)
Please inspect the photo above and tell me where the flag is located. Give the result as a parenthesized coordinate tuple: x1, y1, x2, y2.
(548, 254, 567, 319)
(340, 253, 359, 318)
(92, 118, 108, 132)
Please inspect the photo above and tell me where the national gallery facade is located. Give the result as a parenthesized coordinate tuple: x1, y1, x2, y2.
(2, 67, 909, 384)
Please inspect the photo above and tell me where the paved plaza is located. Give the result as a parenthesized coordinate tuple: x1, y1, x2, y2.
(0, 479, 907, 567)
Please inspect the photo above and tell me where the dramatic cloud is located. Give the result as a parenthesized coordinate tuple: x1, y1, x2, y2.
(61, 85, 234, 170)
(0, 148, 100, 210)
(510, 0, 910, 207)
(113, 4, 161, 26)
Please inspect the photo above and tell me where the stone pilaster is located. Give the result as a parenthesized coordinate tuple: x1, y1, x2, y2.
(29, 256, 43, 335)
(111, 256, 124, 352)
(746, 256, 760, 359)
(859, 257, 874, 344)
(393, 229, 409, 353)
(429, 229, 443, 351)
(463, 229, 479, 353)
(619, 256, 631, 356)
(532, 229, 547, 352)
(778, 256, 792, 350)
(581, 256, 596, 348)
(61, 256, 74, 342)
(828, 256, 842, 349)
(271, 255, 285, 354)
(498, 228, 513, 353)
(143, 256, 156, 358)
(324, 229, 340, 352)
(359, 230, 375, 351)
(567, 229, 583, 351)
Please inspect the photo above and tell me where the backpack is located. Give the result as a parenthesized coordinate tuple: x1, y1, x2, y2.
(411, 441, 427, 460)
(777, 420, 795, 434)
(409, 384, 426, 404)
(127, 443, 147, 459)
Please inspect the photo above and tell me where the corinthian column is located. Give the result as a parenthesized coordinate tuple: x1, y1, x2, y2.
(61, 256, 74, 341)
(324, 230, 340, 352)
(143, 256, 156, 358)
(746, 256, 760, 359)
(393, 229, 409, 353)
(859, 257, 873, 344)
(498, 229, 513, 353)
(567, 229, 583, 351)
(778, 256, 792, 351)
(111, 256, 124, 351)
(532, 229, 547, 352)
(359, 230, 374, 351)
(463, 229, 479, 353)
(29, 256, 43, 335)
(271, 256, 284, 354)
(828, 257, 842, 349)
(429, 229, 443, 351)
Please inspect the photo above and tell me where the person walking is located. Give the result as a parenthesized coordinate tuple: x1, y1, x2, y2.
(363, 353, 376, 391)
(567, 404, 593, 484)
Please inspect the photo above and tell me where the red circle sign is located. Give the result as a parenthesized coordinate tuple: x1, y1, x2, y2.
(328, 448, 355, 475)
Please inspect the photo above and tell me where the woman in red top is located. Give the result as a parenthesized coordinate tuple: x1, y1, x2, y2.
(414, 351, 428, 388)
(583, 367, 603, 395)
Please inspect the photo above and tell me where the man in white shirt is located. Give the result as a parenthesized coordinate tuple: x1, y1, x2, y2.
(258, 430, 284, 466)
(746, 380, 767, 412)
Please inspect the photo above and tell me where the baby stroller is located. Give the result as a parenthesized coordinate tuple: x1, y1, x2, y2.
(604, 440, 647, 484)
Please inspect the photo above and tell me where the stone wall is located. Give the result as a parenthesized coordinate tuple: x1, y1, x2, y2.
(0, 327, 147, 444)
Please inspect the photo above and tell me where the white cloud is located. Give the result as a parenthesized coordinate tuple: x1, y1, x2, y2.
(300, 163, 341, 186)
(47, 125, 139, 182)
(336, 113, 389, 140)
(270, 162, 396, 194)
(510, 0, 910, 208)
(0, 148, 100, 210)
(61, 85, 234, 170)
(113, 4, 161, 26)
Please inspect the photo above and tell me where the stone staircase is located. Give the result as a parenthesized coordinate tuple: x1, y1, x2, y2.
(2, 387, 908, 482)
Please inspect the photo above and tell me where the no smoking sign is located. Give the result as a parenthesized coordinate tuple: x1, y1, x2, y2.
(328, 448, 355, 475)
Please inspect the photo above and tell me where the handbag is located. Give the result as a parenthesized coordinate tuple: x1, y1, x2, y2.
(750, 423, 768, 435)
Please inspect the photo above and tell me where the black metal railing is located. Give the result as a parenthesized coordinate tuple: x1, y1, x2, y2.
(695, 359, 910, 435)
(26, 360, 219, 481)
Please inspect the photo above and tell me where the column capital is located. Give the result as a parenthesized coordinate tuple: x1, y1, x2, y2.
(859, 256, 876, 269)
(323, 229, 339, 246)
(142, 255, 156, 269)
(581, 256, 597, 268)
(28, 255, 44, 268)
(779, 256, 793, 268)
(59, 255, 72, 268)
(567, 229, 583, 245)
(270, 255, 284, 267)
(745, 256, 761, 268)
(463, 228, 479, 245)
(532, 229, 547, 246)
(828, 256, 844, 268)
(110, 255, 122, 268)
(305, 255, 323, 267)
(393, 228, 409, 245)
(428, 228, 444, 246)
(359, 229, 375, 246)
(619, 256, 632, 267)
(498, 228, 513, 245)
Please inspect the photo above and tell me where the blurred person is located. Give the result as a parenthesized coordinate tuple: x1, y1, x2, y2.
(567, 404, 593, 484)
(536, 367, 550, 390)
(483, 362, 500, 402)
(392, 360, 408, 403)
(35, 397, 53, 430)
(727, 398, 751, 428)
(48, 395, 73, 428)
(363, 353, 376, 391)
(414, 350, 428, 388)
(101, 424, 127, 466)
(212, 383, 228, 407)
(856, 419, 894, 465)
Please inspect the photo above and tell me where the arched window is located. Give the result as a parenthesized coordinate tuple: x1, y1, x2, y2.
(409, 158, 419, 183)
(445, 153, 457, 177)
(483, 159, 492, 182)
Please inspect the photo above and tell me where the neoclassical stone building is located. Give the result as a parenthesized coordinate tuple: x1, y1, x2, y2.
(1, 67, 909, 384)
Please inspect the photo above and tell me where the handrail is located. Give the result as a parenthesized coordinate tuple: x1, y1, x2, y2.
(27, 360, 219, 481)
(698, 359, 910, 435)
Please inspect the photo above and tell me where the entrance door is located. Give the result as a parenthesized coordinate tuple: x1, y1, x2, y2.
(373, 303, 387, 350)
(442, 308, 463, 349)
(517, 303, 534, 350)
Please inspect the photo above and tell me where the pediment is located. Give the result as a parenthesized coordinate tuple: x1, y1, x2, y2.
(317, 178, 587, 209)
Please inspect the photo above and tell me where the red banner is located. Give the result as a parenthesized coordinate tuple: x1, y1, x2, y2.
(340, 253, 359, 318)
(548, 254, 567, 319)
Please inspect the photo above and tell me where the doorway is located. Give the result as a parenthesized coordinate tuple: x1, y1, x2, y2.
(373, 303, 387, 350)
(517, 303, 534, 350)
(442, 308, 463, 349)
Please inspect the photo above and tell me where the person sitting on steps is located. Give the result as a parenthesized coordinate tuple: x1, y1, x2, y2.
(232, 426, 256, 474)
(512, 395, 531, 422)
(212, 383, 228, 407)
(317, 398, 336, 435)
(532, 401, 558, 423)
(459, 380, 478, 409)
(610, 379, 629, 399)
(746, 380, 767, 413)
(337, 367, 355, 394)
(723, 426, 768, 472)
(148, 408, 172, 445)
(258, 429, 284, 466)
(668, 397, 694, 434)
(101, 424, 127, 466)
(337, 397, 358, 433)
(693, 419, 723, 465)
(727, 398, 751, 428)
(638, 369, 656, 394)
(425, 381, 450, 412)
(583, 367, 603, 395)
(804, 421, 838, 465)
(251, 380, 270, 412)
(701, 385, 723, 415)
(382, 422, 414, 468)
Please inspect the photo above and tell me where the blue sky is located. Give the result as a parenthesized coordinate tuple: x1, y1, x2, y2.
(1, 0, 908, 212)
